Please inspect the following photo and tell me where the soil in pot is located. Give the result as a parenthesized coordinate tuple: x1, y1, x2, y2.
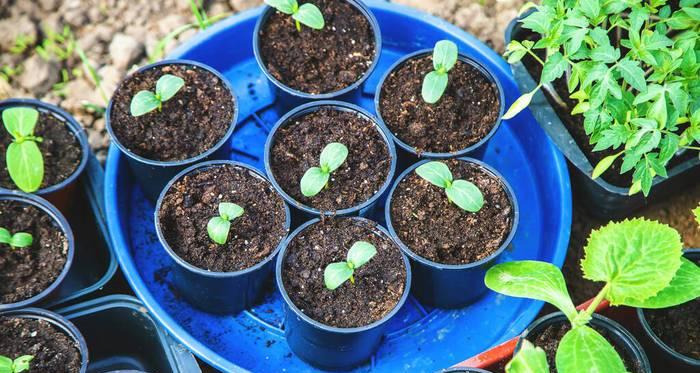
(0, 316, 82, 373)
(158, 164, 287, 272)
(258, 0, 375, 94)
(390, 159, 512, 265)
(109, 64, 234, 162)
(269, 107, 390, 211)
(0, 110, 82, 190)
(0, 200, 68, 304)
(281, 218, 407, 328)
(379, 55, 500, 154)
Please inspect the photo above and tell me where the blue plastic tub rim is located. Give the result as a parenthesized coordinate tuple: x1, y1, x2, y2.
(105, 59, 239, 167)
(275, 216, 412, 334)
(0, 98, 89, 196)
(154, 160, 292, 278)
(252, 0, 382, 99)
(264, 100, 398, 217)
(384, 157, 519, 270)
(373, 49, 507, 158)
(0, 191, 75, 311)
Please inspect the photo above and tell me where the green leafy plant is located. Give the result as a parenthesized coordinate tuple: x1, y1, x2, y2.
(694, 203, 700, 225)
(2, 107, 44, 193)
(422, 40, 459, 104)
(324, 241, 377, 290)
(415, 161, 484, 212)
(502, 0, 700, 196)
(207, 202, 244, 245)
(0, 227, 33, 249)
(300, 142, 348, 197)
(35, 25, 75, 62)
(130, 74, 185, 117)
(264, 0, 325, 32)
(486, 218, 700, 373)
(0, 355, 33, 373)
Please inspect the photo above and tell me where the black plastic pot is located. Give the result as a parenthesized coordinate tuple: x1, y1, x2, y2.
(253, 0, 382, 110)
(0, 99, 89, 214)
(636, 249, 700, 373)
(515, 312, 651, 372)
(105, 59, 238, 202)
(0, 307, 89, 373)
(505, 19, 700, 219)
(0, 192, 74, 311)
(384, 157, 519, 308)
(275, 216, 411, 370)
(155, 160, 291, 314)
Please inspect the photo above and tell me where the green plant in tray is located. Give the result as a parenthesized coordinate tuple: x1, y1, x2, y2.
(415, 161, 484, 212)
(300, 142, 348, 197)
(422, 40, 459, 104)
(2, 107, 44, 193)
(130, 74, 185, 117)
(0, 227, 32, 250)
(324, 241, 377, 290)
(0, 354, 33, 373)
(207, 202, 244, 245)
(264, 0, 325, 32)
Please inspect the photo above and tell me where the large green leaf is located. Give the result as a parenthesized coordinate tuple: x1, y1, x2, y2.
(155, 74, 185, 102)
(540, 52, 567, 84)
(292, 3, 324, 30)
(623, 257, 700, 308)
(207, 216, 231, 245)
(506, 340, 549, 373)
(6, 141, 44, 193)
(432, 40, 458, 72)
(347, 241, 376, 269)
(319, 142, 348, 173)
(2, 107, 39, 138)
(324, 262, 353, 290)
(300, 166, 329, 197)
(264, 0, 296, 14)
(555, 326, 627, 373)
(616, 59, 646, 92)
(422, 71, 449, 104)
(445, 180, 484, 213)
(415, 161, 453, 189)
(130, 91, 160, 117)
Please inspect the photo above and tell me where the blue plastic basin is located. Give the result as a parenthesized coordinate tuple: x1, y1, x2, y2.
(105, 2, 572, 372)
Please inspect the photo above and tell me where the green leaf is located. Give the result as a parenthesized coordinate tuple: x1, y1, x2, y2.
(12, 355, 33, 373)
(694, 205, 700, 225)
(504, 41, 529, 64)
(264, 0, 296, 14)
(422, 71, 449, 104)
(346, 241, 376, 269)
(592, 153, 620, 179)
(219, 202, 244, 221)
(319, 142, 348, 173)
(624, 257, 700, 308)
(506, 340, 549, 373)
(503, 87, 538, 120)
(130, 90, 160, 117)
(300, 167, 329, 197)
(555, 326, 627, 373)
(432, 40, 458, 72)
(324, 262, 353, 290)
(0, 356, 12, 373)
(616, 59, 646, 91)
(415, 161, 452, 189)
(648, 95, 668, 129)
(446, 179, 484, 212)
(683, 7, 700, 20)
(590, 45, 619, 63)
(155, 74, 185, 102)
(9, 232, 32, 248)
(579, 0, 600, 19)
(7, 141, 44, 193)
(520, 8, 552, 34)
(485, 261, 578, 322)
(540, 52, 567, 84)
(582, 218, 683, 305)
(2, 107, 39, 138)
(207, 216, 231, 245)
(292, 3, 324, 30)
(0, 228, 10, 244)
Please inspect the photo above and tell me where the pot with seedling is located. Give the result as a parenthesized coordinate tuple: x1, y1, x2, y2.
(0, 99, 89, 213)
(486, 218, 700, 373)
(502, 2, 700, 218)
(264, 100, 396, 224)
(375, 40, 505, 168)
(253, 0, 381, 109)
(155, 160, 290, 314)
(385, 158, 517, 308)
(106, 59, 238, 201)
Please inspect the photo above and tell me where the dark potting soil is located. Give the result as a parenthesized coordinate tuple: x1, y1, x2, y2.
(390, 159, 512, 265)
(158, 164, 288, 272)
(281, 218, 406, 328)
(258, 0, 375, 94)
(0, 200, 68, 304)
(109, 64, 233, 161)
(379, 55, 500, 154)
(269, 107, 390, 211)
(0, 110, 82, 190)
(0, 316, 82, 373)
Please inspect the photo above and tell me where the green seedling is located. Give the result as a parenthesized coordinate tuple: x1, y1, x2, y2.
(264, 0, 325, 32)
(415, 161, 484, 212)
(422, 40, 458, 104)
(0, 354, 33, 373)
(486, 218, 700, 373)
(130, 74, 185, 117)
(324, 241, 377, 290)
(0, 227, 33, 249)
(2, 107, 44, 193)
(300, 142, 348, 197)
(207, 202, 244, 245)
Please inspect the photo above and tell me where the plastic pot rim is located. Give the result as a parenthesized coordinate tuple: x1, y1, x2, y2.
(275, 216, 412, 334)
(154, 160, 292, 279)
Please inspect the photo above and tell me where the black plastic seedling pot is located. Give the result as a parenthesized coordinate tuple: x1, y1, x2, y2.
(636, 249, 700, 373)
(374, 49, 506, 170)
(252, 0, 382, 110)
(504, 19, 700, 219)
(105, 59, 238, 202)
(384, 157, 518, 308)
(0, 307, 89, 372)
(275, 217, 412, 370)
(0, 192, 74, 311)
(155, 160, 291, 314)
(264, 100, 397, 225)
(0, 99, 89, 214)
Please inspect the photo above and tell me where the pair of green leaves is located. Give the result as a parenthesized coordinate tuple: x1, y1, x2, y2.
(300, 142, 348, 198)
(207, 202, 244, 245)
(2, 107, 44, 193)
(0, 228, 33, 249)
(0, 355, 33, 373)
(422, 40, 458, 104)
(130, 74, 185, 117)
(264, 0, 324, 31)
(324, 241, 377, 290)
(415, 161, 484, 213)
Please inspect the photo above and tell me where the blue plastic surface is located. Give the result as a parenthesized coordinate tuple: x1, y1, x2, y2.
(105, 2, 572, 372)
